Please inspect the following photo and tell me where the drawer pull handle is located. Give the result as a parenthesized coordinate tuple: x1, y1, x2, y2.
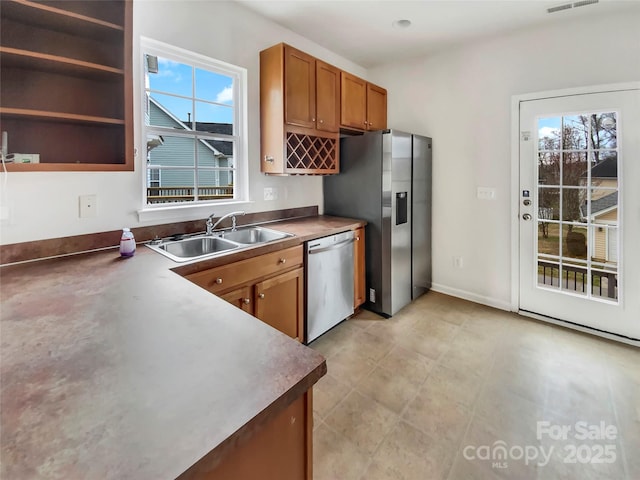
(279, 258, 286, 264)
(243, 298, 250, 305)
(259, 293, 265, 299)
(215, 278, 223, 284)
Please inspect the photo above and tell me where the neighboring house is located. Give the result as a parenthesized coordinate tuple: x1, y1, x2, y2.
(148, 97, 233, 190)
(580, 157, 618, 263)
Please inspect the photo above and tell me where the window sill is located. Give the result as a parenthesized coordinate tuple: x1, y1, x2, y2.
(137, 200, 254, 223)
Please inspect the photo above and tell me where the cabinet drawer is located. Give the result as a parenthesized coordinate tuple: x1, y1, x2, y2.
(186, 245, 303, 295)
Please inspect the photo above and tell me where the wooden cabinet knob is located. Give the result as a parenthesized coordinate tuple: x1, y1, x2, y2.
(312, 118, 316, 122)
(259, 293, 265, 299)
(243, 298, 250, 305)
(319, 119, 324, 124)
(356, 236, 360, 241)
(278, 258, 286, 264)
(215, 278, 223, 284)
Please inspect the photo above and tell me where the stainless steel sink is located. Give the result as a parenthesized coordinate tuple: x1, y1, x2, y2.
(151, 236, 239, 262)
(146, 226, 292, 262)
(221, 226, 293, 244)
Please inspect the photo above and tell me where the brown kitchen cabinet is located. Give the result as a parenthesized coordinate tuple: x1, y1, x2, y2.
(354, 226, 366, 308)
(255, 268, 304, 341)
(340, 71, 387, 132)
(260, 43, 341, 175)
(185, 246, 305, 342)
(191, 392, 313, 480)
(0, 0, 133, 171)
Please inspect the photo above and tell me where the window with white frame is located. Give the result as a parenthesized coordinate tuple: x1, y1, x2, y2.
(141, 39, 246, 206)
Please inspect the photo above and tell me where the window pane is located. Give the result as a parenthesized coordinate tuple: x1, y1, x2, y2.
(590, 112, 617, 149)
(538, 187, 559, 220)
(538, 117, 561, 150)
(588, 189, 618, 223)
(146, 169, 196, 205)
(197, 169, 234, 200)
(147, 93, 193, 129)
(538, 151, 559, 186)
(562, 188, 586, 222)
(195, 68, 233, 105)
(562, 224, 588, 261)
(590, 151, 617, 188)
(562, 115, 588, 149)
(537, 260, 560, 289)
(562, 152, 588, 186)
(198, 139, 233, 168)
(560, 266, 588, 296)
(194, 101, 234, 127)
(147, 56, 193, 97)
(147, 135, 195, 167)
(591, 267, 617, 300)
(538, 221, 559, 257)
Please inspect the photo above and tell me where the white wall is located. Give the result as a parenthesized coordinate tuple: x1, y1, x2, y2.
(0, 0, 366, 245)
(368, 11, 640, 309)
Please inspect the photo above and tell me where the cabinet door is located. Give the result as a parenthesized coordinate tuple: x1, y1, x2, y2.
(354, 227, 366, 308)
(254, 268, 304, 341)
(366, 83, 387, 131)
(315, 60, 340, 133)
(284, 45, 316, 129)
(204, 392, 312, 480)
(340, 71, 367, 130)
(219, 286, 254, 314)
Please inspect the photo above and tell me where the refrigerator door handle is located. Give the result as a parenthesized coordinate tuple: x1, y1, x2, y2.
(308, 238, 355, 254)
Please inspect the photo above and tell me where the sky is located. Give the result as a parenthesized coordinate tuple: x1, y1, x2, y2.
(147, 57, 234, 125)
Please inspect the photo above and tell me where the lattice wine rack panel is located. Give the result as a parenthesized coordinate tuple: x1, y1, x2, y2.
(285, 132, 338, 173)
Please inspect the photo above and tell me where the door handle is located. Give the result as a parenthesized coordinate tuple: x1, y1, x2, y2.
(522, 213, 532, 221)
(308, 238, 355, 254)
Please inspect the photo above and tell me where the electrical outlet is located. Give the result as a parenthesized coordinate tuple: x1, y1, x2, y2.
(453, 256, 464, 268)
(369, 288, 376, 303)
(79, 194, 97, 218)
(263, 187, 278, 201)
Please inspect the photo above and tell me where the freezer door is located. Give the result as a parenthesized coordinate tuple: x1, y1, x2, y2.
(389, 131, 412, 315)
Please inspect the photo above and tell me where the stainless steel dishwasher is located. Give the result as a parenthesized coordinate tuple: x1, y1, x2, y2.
(306, 230, 355, 343)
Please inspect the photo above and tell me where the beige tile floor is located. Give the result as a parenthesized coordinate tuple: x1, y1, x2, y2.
(308, 292, 639, 480)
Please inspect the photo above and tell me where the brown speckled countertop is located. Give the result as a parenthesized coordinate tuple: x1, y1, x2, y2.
(0, 215, 363, 479)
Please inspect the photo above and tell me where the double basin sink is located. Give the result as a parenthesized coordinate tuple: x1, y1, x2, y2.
(147, 226, 293, 262)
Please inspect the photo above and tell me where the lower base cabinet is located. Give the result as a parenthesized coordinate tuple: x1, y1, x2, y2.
(185, 246, 304, 341)
(183, 391, 313, 480)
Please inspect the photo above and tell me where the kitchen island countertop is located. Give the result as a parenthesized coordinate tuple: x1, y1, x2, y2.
(0, 215, 363, 479)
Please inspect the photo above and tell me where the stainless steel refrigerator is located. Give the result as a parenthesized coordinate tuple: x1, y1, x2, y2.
(323, 130, 432, 317)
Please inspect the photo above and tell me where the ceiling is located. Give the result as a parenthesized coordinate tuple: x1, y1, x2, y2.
(235, 0, 640, 68)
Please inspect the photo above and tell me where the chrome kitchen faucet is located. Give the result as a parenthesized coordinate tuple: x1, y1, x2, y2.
(206, 211, 246, 235)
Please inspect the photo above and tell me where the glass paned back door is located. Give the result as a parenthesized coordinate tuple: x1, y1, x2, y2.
(519, 88, 640, 341)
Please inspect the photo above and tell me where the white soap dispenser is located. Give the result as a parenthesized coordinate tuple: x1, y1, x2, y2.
(119, 228, 136, 257)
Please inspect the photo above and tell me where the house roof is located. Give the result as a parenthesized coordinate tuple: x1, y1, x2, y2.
(590, 156, 617, 178)
(190, 122, 233, 156)
(580, 191, 618, 218)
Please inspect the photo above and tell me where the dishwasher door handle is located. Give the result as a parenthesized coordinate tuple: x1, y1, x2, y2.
(308, 238, 355, 255)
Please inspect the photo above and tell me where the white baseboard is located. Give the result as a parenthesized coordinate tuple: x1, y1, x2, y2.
(430, 283, 512, 312)
(519, 310, 640, 347)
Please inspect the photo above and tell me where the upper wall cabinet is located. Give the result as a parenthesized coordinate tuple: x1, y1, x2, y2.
(0, 0, 133, 171)
(340, 71, 387, 132)
(261, 43, 340, 175)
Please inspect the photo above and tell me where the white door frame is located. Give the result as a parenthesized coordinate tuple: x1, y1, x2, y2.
(510, 82, 640, 344)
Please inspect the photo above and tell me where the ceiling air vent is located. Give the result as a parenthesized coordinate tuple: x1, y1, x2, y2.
(547, 0, 598, 14)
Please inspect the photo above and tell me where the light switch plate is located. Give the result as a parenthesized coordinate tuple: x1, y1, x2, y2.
(477, 187, 496, 200)
(79, 194, 97, 218)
